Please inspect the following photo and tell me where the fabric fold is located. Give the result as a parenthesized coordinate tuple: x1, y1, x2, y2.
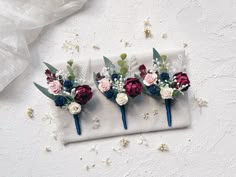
(0, 0, 87, 92)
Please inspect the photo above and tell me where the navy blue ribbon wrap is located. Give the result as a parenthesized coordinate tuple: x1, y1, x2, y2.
(120, 105, 127, 130)
(165, 99, 172, 127)
(73, 114, 81, 135)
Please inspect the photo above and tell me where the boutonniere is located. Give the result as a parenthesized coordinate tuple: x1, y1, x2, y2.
(136, 48, 190, 127)
(34, 60, 93, 135)
(93, 53, 142, 130)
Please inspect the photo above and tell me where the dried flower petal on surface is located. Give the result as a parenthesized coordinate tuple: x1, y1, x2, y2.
(158, 144, 169, 152)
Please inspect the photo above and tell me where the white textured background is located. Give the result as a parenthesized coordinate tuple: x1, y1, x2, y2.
(1, 0, 236, 176)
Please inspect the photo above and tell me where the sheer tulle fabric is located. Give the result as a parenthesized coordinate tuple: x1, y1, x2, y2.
(0, 0, 87, 91)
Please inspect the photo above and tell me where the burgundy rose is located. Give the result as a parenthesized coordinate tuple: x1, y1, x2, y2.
(173, 72, 190, 91)
(45, 69, 56, 84)
(139, 64, 147, 79)
(74, 85, 93, 105)
(124, 78, 143, 98)
(96, 72, 104, 81)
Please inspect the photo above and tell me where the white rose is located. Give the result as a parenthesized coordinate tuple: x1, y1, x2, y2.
(68, 102, 81, 114)
(116, 93, 128, 106)
(160, 85, 174, 99)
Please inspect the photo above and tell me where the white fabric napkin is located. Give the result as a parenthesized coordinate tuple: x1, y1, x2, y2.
(51, 50, 191, 144)
(0, 0, 87, 92)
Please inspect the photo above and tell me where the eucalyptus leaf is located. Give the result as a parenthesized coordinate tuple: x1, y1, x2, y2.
(120, 53, 127, 60)
(67, 59, 73, 66)
(117, 60, 125, 67)
(161, 55, 167, 61)
(65, 95, 74, 102)
(67, 66, 75, 76)
(43, 62, 58, 74)
(103, 56, 115, 70)
(67, 65, 75, 81)
(120, 67, 128, 75)
(153, 48, 161, 62)
(93, 72, 99, 88)
(172, 89, 180, 98)
(68, 75, 75, 81)
(33, 82, 56, 100)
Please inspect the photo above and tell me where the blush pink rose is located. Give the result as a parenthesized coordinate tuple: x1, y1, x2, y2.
(143, 73, 158, 86)
(48, 80, 62, 95)
(98, 78, 111, 93)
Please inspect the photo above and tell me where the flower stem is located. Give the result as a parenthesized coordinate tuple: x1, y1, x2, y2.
(165, 99, 172, 127)
(73, 114, 81, 135)
(120, 106, 127, 130)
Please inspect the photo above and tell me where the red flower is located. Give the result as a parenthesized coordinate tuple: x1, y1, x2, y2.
(139, 64, 147, 79)
(45, 69, 56, 84)
(124, 78, 142, 98)
(95, 72, 104, 81)
(74, 85, 93, 105)
(173, 72, 190, 91)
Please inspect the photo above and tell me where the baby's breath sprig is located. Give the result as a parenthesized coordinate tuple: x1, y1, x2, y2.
(112, 75, 125, 93)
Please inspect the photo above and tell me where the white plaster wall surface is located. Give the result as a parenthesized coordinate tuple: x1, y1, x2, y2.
(0, 0, 236, 176)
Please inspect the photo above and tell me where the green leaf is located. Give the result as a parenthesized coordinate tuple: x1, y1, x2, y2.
(117, 60, 125, 67)
(67, 59, 74, 66)
(93, 72, 99, 89)
(159, 66, 168, 72)
(67, 65, 75, 81)
(68, 75, 75, 81)
(120, 67, 128, 75)
(153, 48, 161, 62)
(172, 89, 180, 98)
(103, 56, 115, 70)
(67, 65, 75, 76)
(161, 55, 167, 61)
(33, 82, 56, 100)
(120, 53, 127, 60)
(43, 62, 58, 74)
(65, 95, 74, 102)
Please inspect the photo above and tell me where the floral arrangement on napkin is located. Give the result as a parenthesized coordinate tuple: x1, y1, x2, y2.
(93, 53, 142, 130)
(34, 60, 93, 135)
(136, 48, 190, 127)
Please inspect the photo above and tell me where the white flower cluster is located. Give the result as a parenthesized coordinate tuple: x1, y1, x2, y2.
(112, 76, 125, 92)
